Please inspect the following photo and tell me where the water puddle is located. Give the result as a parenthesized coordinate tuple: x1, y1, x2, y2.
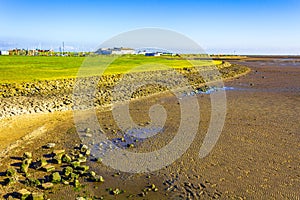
(181, 86, 236, 97)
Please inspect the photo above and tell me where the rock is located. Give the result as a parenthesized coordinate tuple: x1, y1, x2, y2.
(63, 166, 73, 176)
(52, 149, 65, 156)
(62, 154, 72, 163)
(77, 156, 87, 163)
(41, 182, 54, 190)
(20, 162, 29, 173)
(25, 178, 41, 187)
(63, 180, 70, 185)
(88, 173, 104, 182)
(98, 176, 104, 182)
(33, 158, 47, 169)
(6, 168, 17, 176)
(85, 149, 91, 156)
(69, 173, 79, 182)
(127, 143, 135, 148)
(71, 161, 81, 168)
(30, 192, 44, 200)
(23, 152, 32, 159)
(80, 144, 88, 153)
(85, 133, 93, 138)
(23, 158, 33, 165)
(74, 179, 81, 188)
(89, 171, 96, 177)
(46, 143, 56, 148)
(151, 184, 156, 190)
(4, 176, 18, 186)
(112, 188, 122, 195)
(42, 164, 55, 172)
(76, 165, 89, 172)
(17, 189, 31, 200)
(50, 172, 61, 183)
(53, 154, 63, 164)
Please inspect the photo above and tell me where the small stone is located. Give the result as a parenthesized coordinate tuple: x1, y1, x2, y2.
(80, 144, 88, 153)
(62, 154, 72, 163)
(98, 176, 105, 182)
(112, 188, 122, 195)
(63, 180, 69, 185)
(69, 173, 79, 181)
(71, 161, 81, 168)
(23, 158, 33, 165)
(20, 162, 29, 173)
(25, 178, 41, 187)
(46, 143, 56, 148)
(42, 164, 55, 172)
(76, 165, 89, 172)
(84, 128, 91, 133)
(74, 179, 81, 188)
(33, 158, 47, 169)
(139, 192, 146, 197)
(63, 166, 73, 176)
(85, 149, 91, 156)
(52, 149, 65, 156)
(151, 184, 156, 190)
(89, 171, 96, 177)
(4, 176, 18, 186)
(127, 143, 135, 148)
(50, 172, 61, 183)
(23, 152, 32, 159)
(17, 189, 31, 200)
(6, 168, 17, 176)
(30, 192, 44, 200)
(41, 182, 54, 190)
(77, 156, 87, 163)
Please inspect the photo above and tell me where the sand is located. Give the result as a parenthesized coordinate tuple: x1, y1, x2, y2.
(0, 58, 299, 199)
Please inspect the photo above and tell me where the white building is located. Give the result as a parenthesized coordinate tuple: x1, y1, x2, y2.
(111, 48, 135, 55)
(96, 47, 135, 55)
(0, 50, 9, 55)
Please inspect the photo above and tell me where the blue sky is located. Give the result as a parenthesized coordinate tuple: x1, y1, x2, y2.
(0, 0, 300, 54)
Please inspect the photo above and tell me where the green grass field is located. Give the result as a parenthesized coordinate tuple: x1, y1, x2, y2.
(0, 55, 221, 83)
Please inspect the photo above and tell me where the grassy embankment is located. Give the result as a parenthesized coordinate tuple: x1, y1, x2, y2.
(0, 55, 222, 83)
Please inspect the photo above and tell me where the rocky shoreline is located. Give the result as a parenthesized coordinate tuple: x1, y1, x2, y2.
(0, 62, 249, 119)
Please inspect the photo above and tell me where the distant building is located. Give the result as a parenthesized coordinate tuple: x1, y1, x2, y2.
(96, 47, 135, 55)
(0, 50, 9, 55)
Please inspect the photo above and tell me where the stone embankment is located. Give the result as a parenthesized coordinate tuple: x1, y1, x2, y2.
(0, 62, 249, 119)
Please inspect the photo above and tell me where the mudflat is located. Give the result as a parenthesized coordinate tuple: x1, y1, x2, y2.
(0, 58, 299, 199)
